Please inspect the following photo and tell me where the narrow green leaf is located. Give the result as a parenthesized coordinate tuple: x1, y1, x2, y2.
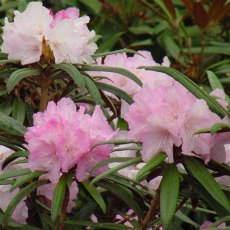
(207, 70, 224, 90)
(12, 97, 26, 124)
(65, 220, 129, 229)
(175, 210, 199, 228)
(7, 68, 40, 93)
(160, 164, 180, 230)
(92, 48, 139, 58)
(0, 111, 26, 136)
(82, 180, 106, 213)
(136, 152, 166, 182)
(98, 180, 143, 217)
(0, 168, 31, 181)
(184, 157, 230, 211)
(2, 150, 28, 169)
(211, 122, 230, 134)
(10, 171, 45, 191)
(3, 180, 48, 224)
(84, 76, 102, 105)
(89, 157, 133, 176)
(139, 66, 229, 117)
(53, 63, 85, 92)
(51, 174, 67, 222)
(96, 82, 134, 104)
(81, 65, 142, 87)
(91, 156, 142, 185)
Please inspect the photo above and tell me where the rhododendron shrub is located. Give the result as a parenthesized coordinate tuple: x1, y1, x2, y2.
(0, 1, 229, 230)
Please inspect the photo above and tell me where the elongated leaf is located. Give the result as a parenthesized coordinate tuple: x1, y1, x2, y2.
(81, 65, 142, 87)
(98, 180, 143, 217)
(0, 111, 26, 136)
(82, 180, 106, 213)
(91, 156, 142, 185)
(53, 63, 85, 92)
(93, 48, 138, 58)
(184, 157, 230, 211)
(7, 68, 40, 93)
(136, 152, 166, 182)
(139, 66, 229, 117)
(84, 76, 102, 105)
(10, 171, 45, 191)
(96, 82, 134, 104)
(211, 122, 230, 134)
(90, 157, 133, 176)
(51, 174, 67, 222)
(160, 164, 180, 230)
(207, 70, 224, 90)
(12, 97, 26, 124)
(0, 168, 30, 181)
(91, 139, 137, 149)
(65, 220, 128, 229)
(175, 210, 199, 228)
(2, 150, 28, 169)
(3, 180, 48, 224)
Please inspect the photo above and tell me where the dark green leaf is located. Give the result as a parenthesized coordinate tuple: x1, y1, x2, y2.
(184, 157, 230, 211)
(0, 168, 31, 181)
(51, 174, 67, 222)
(96, 82, 134, 104)
(2, 150, 28, 169)
(91, 156, 142, 185)
(98, 180, 143, 217)
(53, 63, 85, 92)
(160, 164, 180, 230)
(10, 171, 45, 191)
(3, 180, 48, 224)
(65, 220, 128, 229)
(90, 157, 133, 176)
(136, 152, 166, 182)
(82, 180, 106, 213)
(207, 70, 224, 90)
(93, 48, 139, 58)
(81, 65, 142, 87)
(84, 76, 102, 105)
(139, 67, 229, 117)
(12, 97, 26, 124)
(7, 68, 40, 93)
(0, 111, 26, 136)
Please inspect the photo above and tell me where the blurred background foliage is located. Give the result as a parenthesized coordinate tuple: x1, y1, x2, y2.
(0, 0, 229, 87)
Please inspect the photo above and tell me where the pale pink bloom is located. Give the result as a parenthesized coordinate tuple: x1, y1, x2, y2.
(0, 185, 28, 224)
(51, 7, 80, 28)
(1, 2, 52, 65)
(200, 220, 225, 229)
(37, 181, 78, 212)
(110, 131, 162, 190)
(2, 2, 97, 65)
(216, 175, 230, 188)
(180, 100, 221, 162)
(125, 84, 187, 163)
(210, 88, 228, 110)
(76, 106, 117, 181)
(47, 16, 97, 64)
(210, 133, 230, 164)
(0, 146, 28, 224)
(25, 98, 116, 183)
(93, 51, 171, 97)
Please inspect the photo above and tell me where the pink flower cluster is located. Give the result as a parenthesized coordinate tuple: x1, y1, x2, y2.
(125, 76, 229, 163)
(0, 146, 28, 224)
(1, 2, 97, 65)
(92, 50, 230, 164)
(25, 98, 117, 184)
